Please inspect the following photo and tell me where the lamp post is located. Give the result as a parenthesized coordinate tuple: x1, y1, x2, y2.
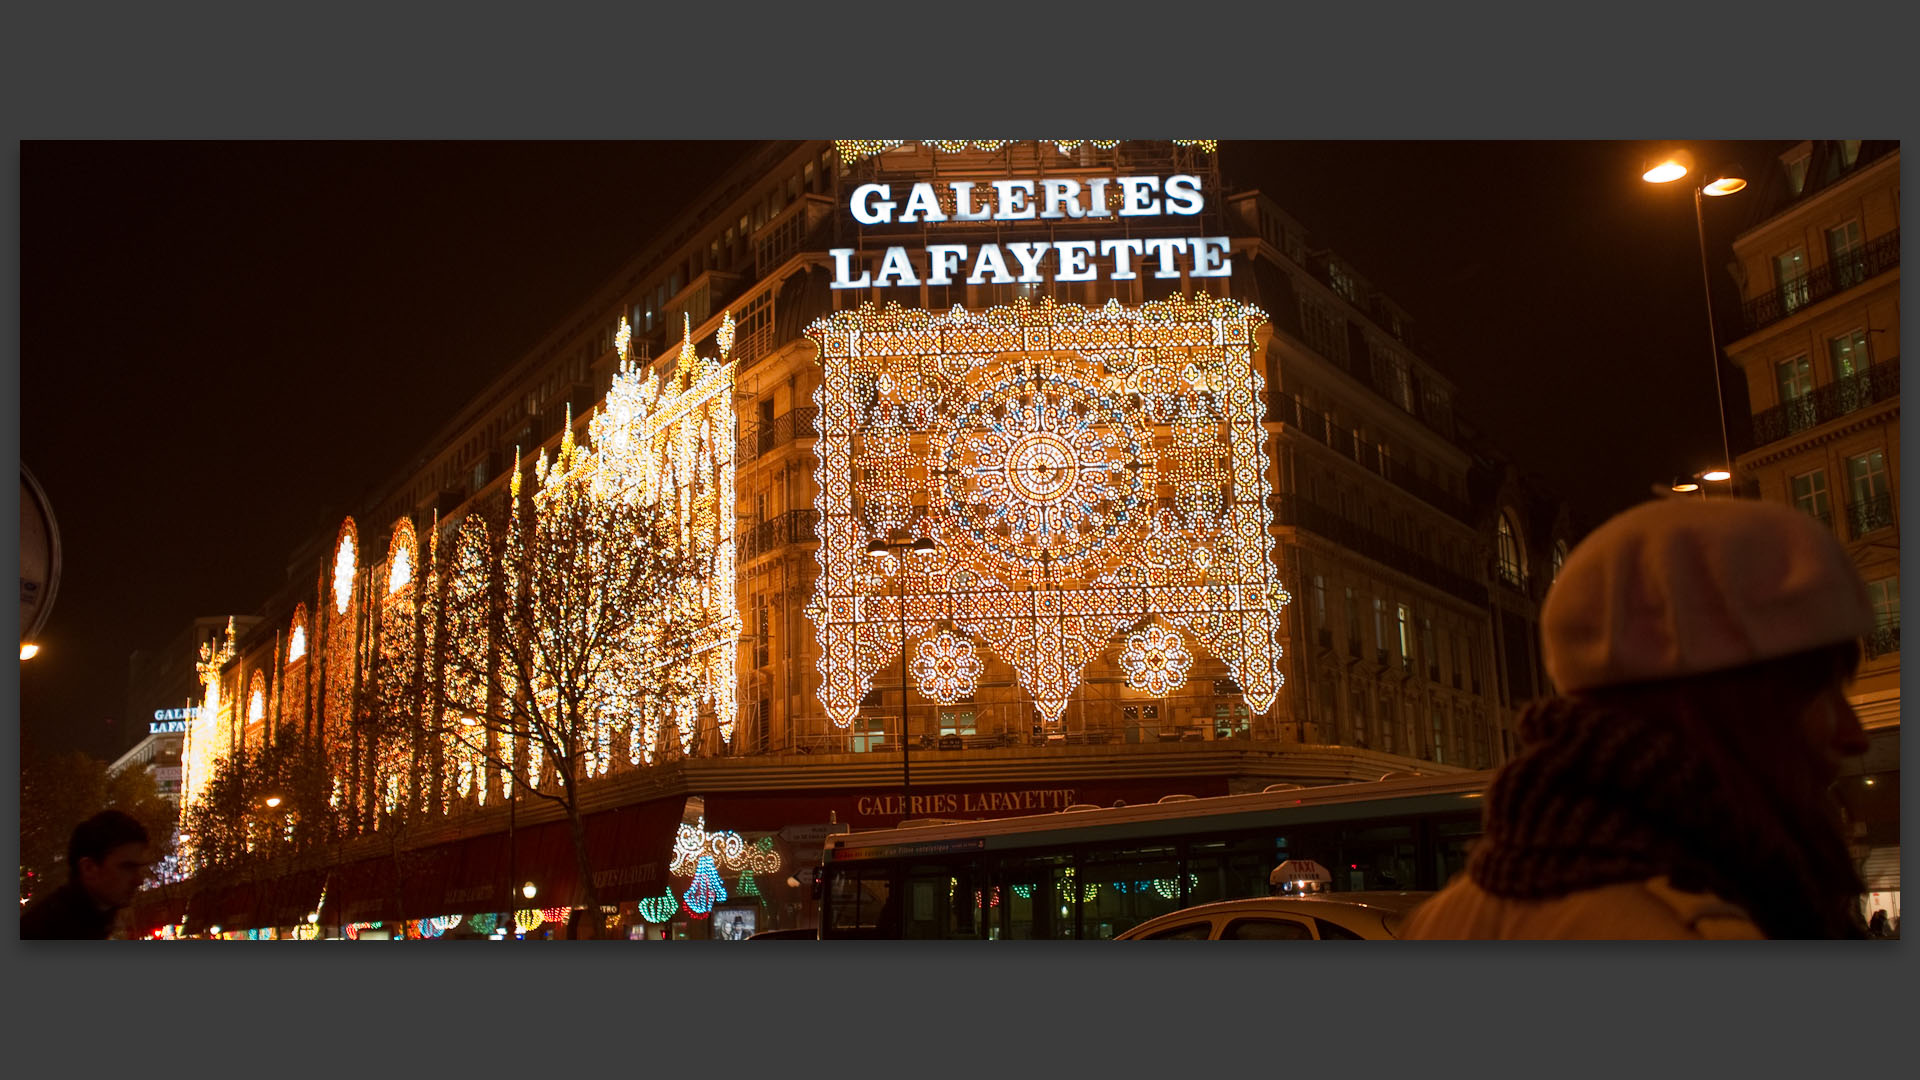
(865, 533, 938, 820)
(1642, 148, 1748, 488)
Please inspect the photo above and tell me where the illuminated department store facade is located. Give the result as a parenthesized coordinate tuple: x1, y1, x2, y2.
(140, 140, 1573, 940)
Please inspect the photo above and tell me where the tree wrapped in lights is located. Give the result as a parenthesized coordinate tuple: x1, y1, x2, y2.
(435, 316, 731, 933)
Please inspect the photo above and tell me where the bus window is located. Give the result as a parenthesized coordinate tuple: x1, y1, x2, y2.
(996, 855, 1073, 940)
(1338, 824, 1416, 892)
(1433, 820, 1480, 890)
(828, 869, 894, 937)
(905, 862, 984, 940)
(1079, 844, 1183, 939)
(1185, 835, 1275, 905)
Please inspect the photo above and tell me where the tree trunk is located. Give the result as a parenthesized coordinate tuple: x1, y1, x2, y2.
(565, 797, 599, 939)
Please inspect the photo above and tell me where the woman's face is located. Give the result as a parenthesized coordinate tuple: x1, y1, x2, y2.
(1800, 681, 1870, 784)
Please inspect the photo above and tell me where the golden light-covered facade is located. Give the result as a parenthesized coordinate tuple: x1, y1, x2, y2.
(804, 296, 1289, 728)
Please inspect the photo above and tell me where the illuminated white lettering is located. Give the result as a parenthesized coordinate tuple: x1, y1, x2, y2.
(1054, 240, 1097, 281)
(1085, 178, 1113, 217)
(1040, 178, 1084, 219)
(898, 182, 946, 223)
(1006, 241, 1052, 283)
(951, 181, 992, 221)
(1117, 176, 1161, 216)
(829, 248, 872, 289)
(927, 244, 968, 286)
(991, 179, 1036, 220)
(1142, 236, 1189, 277)
(851, 183, 895, 225)
(1190, 236, 1232, 277)
(1164, 174, 1204, 215)
(966, 244, 1016, 285)
(1101, 238, 1145, 280)
(873, 246, 920, 287)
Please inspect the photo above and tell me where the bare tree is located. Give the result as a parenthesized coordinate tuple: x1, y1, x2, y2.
(436, 429, 701, 936)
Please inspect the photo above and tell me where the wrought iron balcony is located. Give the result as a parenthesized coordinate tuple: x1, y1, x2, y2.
(1741, 229, 1899, 334)
(1865, 622, 1900, 660)
(1846, 493, 1895, 539)
(736, 509, 819, 563)
(737, 406, 819, 465)
(1750, 361, 1899, 447)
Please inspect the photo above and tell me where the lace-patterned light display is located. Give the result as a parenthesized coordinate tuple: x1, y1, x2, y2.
(805, 296, 1289, 728)
(912, 631, 983, 705)
(833, 139, 1217, 163)
(1119, 621, 1193, 696)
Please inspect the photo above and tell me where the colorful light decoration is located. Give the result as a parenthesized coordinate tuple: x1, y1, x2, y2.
(806, 297, 1289, 729)
(1120, 621, 1194, 696)
(180, 617, 239, 845)
(515, 909, 543, 933)
(832, 139, 1216, 164)
(467, 912, 496, 935)
(671, 816, 783, 879)
(682, 855, 727, 917)
(333, 528, 356, 616)
(637, 889, 678, 924)
(911, 631, 984, 705)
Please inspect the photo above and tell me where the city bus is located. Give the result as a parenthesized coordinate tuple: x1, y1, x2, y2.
(818, 770, 1493, 939)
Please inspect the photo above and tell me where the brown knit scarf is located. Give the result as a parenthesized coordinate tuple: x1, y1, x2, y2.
(1468, 695, 1867, 940)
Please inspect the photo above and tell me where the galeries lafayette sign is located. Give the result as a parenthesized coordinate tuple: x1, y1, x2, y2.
(830, 173, 1231, 289)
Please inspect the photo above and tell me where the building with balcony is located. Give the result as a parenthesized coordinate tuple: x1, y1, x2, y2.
(140, 141, 1575, 940)
(1725, 140, 1899, 921)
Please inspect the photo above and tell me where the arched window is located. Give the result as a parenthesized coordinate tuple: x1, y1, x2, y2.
(287, 604, 309, 664)
(248, 670, 267, 725)
(333, 519, 359, 615)
(1496, 511, 1526, 587)
(1550, 539, 1569, 585)
(387, 519, 417, 595)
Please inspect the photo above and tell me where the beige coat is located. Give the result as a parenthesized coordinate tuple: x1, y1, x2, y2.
(1400, 875, 1765, 940)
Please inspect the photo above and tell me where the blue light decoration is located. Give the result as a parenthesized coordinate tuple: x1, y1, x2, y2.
(1012, 884, 1033, 900)
(683, 854, 727, 918)
(466, 912, 496, 935)
(419, 918, 444, 939)
(637, 888, 678, 924)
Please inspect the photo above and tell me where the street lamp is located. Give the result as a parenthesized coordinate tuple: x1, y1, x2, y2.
(866, 533, 939, 819)
(1642, 147, 1748, 489)
(522, 881, 538, 900)
(19, 643, 39, 660)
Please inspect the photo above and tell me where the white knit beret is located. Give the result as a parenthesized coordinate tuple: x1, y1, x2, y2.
(1541, 498, 1873, 693)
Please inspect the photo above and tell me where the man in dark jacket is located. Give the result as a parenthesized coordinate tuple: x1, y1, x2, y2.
(21, 810, 151, 939)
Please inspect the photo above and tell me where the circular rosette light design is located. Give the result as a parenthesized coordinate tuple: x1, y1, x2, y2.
(1120, 622, 1194, 696)
(933, 359, 1153, 584)
(912, 631, 984, 705)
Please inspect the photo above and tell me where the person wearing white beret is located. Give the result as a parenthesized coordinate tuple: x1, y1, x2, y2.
(1403, 498, 1875, 940)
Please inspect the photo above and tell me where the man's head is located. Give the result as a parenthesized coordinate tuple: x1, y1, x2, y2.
(68, 810, 151, 910)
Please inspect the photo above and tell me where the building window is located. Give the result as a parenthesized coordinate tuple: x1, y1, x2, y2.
(1829, 329, 1870, 379)
(1790, 469, 1832, 524)
(1827, 221, 1866, 288)
(1549, 540, 1569, 584)
(1496, 511, 1525, 588)
(1311, 574, 1327, 638)
(1345, 587, 1362, 653)
(850, 715, 887, 753)
(1867, 577, 1899, 630)
(1775, 355, 1813, 403)
(1839, 140, 1862, 168)
(1420, 618, 1436, 679)
(1430, 704, 1446, 765)
(1213, 702, 1250, 739)
(1785, 152, 1811, 196)
(940, 709, 976, 737)
(753, 594, 770, 669)
(1396, 604, 1412, 669)
(1775, 248, 1809, 314)
(1845, 450, 1892, 536)
(1372, 597, 1387, 657)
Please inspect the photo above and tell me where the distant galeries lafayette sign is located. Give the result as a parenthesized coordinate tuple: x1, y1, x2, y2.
(830, 173, 1231, 289)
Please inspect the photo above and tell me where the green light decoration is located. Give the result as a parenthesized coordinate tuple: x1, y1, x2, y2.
(637, 888, 678, 924)
(467, 912, 497, 934)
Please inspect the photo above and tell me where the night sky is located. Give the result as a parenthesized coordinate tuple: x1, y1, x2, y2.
(20, 139, 1788, 761)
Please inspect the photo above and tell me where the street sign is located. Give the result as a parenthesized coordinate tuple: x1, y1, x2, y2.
(779, 822, 851, 849)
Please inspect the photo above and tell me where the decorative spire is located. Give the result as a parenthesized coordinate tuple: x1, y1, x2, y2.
(716, 309, 735, 360)
(615, 315, 632, 363)
(510, 446, 523, 499)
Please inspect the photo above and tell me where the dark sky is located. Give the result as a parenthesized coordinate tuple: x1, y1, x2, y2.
(20, 139, 1786, 761)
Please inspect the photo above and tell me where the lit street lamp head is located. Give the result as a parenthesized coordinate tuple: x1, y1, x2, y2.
(1642, 150, 1692, 184)
(19, 643, 39, 660)
(264, 795, 283, 808)
(522, 881, 537, 900)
